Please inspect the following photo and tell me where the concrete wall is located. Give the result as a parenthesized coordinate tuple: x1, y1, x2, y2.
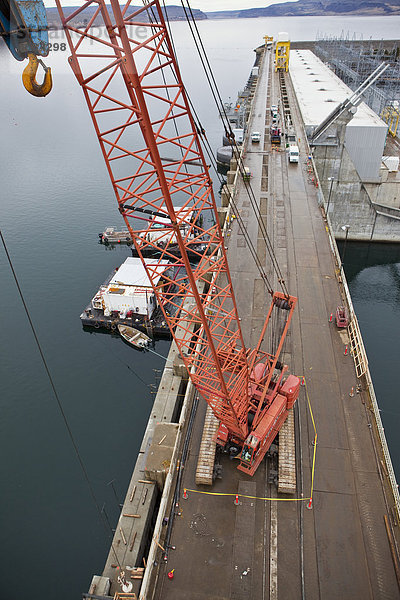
(345, 124, 387, 182)
(365, 170, 400, 209)
(311, 100, 400, 241)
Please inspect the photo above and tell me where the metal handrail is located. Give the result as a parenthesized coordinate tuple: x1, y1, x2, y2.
(289, 70, 400, 521)
(310, 153, 400, 523)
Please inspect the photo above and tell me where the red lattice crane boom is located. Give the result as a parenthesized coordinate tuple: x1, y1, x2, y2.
(56, 0, 300, 475)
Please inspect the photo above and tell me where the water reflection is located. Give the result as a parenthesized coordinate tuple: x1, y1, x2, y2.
(341, 242, 400, 479)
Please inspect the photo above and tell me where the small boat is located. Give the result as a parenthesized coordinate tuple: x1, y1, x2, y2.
(118, 324, 151, 349)
(335, 306, 349, 328)
(99, 227, 131, 244)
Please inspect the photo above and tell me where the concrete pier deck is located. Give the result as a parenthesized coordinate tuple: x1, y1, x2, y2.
(89, 44, 400, 600)
(147, 46, 400, 600)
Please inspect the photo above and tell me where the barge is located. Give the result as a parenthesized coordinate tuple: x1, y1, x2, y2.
(80, 256, 184, 338)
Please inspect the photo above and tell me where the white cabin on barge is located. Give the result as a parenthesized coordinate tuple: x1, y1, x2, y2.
(91, 257, 169, 319)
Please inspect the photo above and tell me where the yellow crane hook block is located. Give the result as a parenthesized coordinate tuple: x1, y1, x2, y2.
(22, 52, 52, 97)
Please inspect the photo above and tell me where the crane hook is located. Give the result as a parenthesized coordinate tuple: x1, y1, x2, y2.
(22, 53, 52, 97)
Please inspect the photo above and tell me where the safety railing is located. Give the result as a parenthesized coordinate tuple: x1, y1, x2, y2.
(348, 318, 368, 378)
(302, 137, 400, 524)
(287, 62, 400, 521)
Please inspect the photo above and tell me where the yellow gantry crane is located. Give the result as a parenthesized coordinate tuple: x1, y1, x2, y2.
(381, 104, 400, 137)
(264, 35, 273, 48)
(275, 32, 290, 72)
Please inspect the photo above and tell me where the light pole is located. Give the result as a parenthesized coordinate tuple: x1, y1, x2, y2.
(341, 225, 350, 265)
(326, 177, 335, 214)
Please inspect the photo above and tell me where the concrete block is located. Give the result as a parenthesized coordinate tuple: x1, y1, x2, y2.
(88, 576, 111, 597)
(145, 422, 179, 489)
(173, 353, 188, 378)
(217, 206, 228, 227)
(221, 184, 234, 208)
(227, 170, 236, 185)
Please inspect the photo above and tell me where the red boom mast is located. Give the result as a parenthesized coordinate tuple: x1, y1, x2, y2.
(56, 0, 300, 474)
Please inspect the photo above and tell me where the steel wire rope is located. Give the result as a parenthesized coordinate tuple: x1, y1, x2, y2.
(140, 2, 284, 345)
(0, 229, 124, 570)
(139, 3, 294, 393)
(94, 332, 152, 386)
(134, 0, 275, 307)
(158, 0, 274, 293)
(240, 171, 289, 295)
(147, 5, 196, 199)
(162, 2, 278, 292)
(178, 0, 289, 297)
(196, 130, 277, 294)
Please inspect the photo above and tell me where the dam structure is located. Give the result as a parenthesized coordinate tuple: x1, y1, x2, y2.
(85, 39, 400, 600)
(290, 48, 400, 242)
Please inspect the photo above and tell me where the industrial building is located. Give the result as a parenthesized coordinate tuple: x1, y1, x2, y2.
(290, 49, 388, 182)
(289, 49, 400, 241)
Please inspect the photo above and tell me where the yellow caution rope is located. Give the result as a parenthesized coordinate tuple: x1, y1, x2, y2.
(184, 375, 317, 503)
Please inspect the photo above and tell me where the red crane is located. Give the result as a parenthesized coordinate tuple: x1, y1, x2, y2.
(55, 0, 300, 475)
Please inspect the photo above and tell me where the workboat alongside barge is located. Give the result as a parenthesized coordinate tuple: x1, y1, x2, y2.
(118, 324, 151, 349)
(80, 256, 183, 338)
(100, 208, 210, 260)
(99, 226, 132, 244)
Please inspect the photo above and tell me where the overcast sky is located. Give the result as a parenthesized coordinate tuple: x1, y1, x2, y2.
(172, 0, 288, 9)
(45, 0, 293, 11)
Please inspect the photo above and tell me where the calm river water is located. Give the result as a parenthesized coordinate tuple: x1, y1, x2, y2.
(1, 14, 399, 600)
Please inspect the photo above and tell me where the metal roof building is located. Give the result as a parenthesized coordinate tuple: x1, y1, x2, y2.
(289, 49, 388, 182)
(110, 257, 169, 288)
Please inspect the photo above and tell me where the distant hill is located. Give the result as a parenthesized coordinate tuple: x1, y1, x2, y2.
(46, 0, 400, 27)
(46, 4, 207, 27)
(207, 0, 400, 17)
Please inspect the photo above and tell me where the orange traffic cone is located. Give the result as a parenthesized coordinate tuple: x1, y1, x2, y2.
(183, 489, 188, 500)
(349, 387, 355, 397)
(344, 345, 348, 356)
(307, 498, 313, 510)
(329, 313, 333, 322)
(234, 494, 239, 506)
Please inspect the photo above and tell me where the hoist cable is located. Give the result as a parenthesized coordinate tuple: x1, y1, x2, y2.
(141, 1, 287, 296)
(158, 0, 272, 293)
(179, 0, 289, 296)
(149, 1, 274, 292)
(0, 229, 123, 569)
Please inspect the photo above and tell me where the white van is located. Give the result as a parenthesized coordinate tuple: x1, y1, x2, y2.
(288, 145, 299, 163)
(251, 131, 261, 143)
(232, 128, 244, 144)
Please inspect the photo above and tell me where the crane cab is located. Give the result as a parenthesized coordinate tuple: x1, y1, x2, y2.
(238, 394, 288, 475)
(240, 434, 260, 466)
